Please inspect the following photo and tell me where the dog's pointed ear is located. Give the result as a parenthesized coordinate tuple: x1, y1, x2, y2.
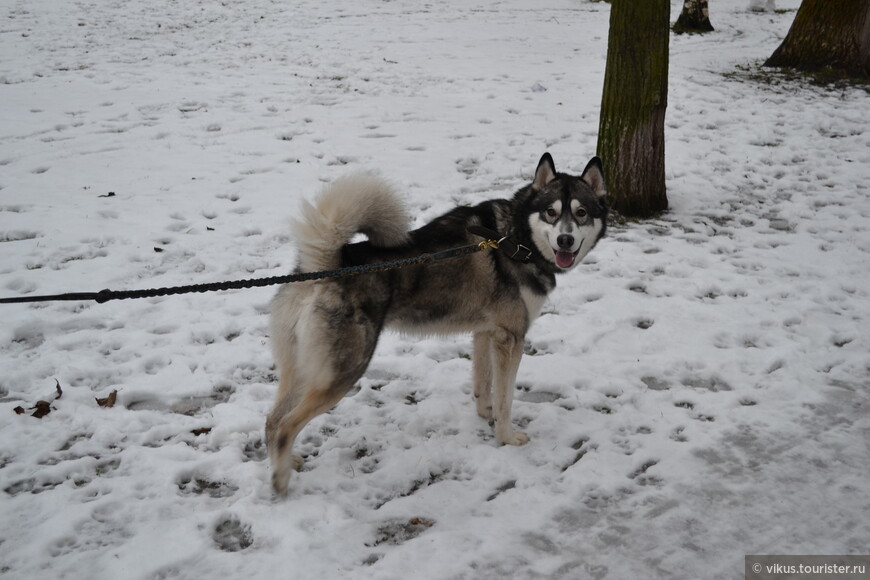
(581, 157, 607, 200)
(532, 152, 557, 190)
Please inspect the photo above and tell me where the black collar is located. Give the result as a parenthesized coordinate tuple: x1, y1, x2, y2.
(467, 225, 533, 263)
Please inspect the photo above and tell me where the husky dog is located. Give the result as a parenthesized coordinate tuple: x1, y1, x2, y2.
(266, 153, 607, 495)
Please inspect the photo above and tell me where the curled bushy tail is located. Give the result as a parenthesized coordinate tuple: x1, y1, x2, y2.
(292, 173, 411, 272)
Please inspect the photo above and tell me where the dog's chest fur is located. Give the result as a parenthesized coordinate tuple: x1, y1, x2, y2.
(520, 286, 547, 322)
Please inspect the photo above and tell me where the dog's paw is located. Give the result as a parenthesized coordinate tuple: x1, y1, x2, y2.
(499, 430, 530, 446)
(271, 455, 304, 497)
(272, 471, 291, 497)
(476, 402, 494, 419)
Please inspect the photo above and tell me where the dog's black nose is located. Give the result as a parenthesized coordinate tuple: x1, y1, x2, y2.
(557, 234, 574, 250)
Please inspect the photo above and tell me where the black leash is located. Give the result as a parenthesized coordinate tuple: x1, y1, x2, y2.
(0, 229, 523, 305)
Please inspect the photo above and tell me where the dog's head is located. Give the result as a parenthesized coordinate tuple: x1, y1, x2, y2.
(523, 153, 608, 271)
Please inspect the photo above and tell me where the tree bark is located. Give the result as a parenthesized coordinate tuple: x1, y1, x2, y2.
(764, 0, 870, 78)
(597, 0, 670, 218)
(673, 0, 714, 34)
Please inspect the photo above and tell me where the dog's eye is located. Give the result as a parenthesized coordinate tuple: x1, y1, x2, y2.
(545, 208, 558, 219)
(575, 208, 588, 219)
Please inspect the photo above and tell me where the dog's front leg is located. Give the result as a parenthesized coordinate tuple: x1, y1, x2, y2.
(472, 332, 494, 419)
(491, 327, 529, 446)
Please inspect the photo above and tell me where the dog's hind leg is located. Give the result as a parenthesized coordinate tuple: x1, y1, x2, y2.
(267, 294, 382, 496)
(490, 327, 529, 446)
(268, 380, 349, 496)
(265, 372, 305, 477)
(472, 332, 494, 419)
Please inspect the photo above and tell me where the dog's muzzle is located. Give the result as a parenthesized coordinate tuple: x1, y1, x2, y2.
(555, 234, 578, 268)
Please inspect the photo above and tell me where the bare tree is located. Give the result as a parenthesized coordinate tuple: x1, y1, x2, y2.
(597, 0, 670, 218)
(764, 0, 870, 78)
(674, 0, 714, 34)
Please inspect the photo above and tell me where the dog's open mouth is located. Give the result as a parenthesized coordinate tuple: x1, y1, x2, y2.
(555, 249, 578, 269)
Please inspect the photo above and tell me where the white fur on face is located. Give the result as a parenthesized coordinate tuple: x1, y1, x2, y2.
(529, 213, 603, 271)
(576, 218, 603, 261)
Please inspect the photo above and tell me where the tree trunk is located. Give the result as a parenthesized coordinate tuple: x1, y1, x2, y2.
(673, 0, 714, 34)
(597, 0, 670, 218)
(764, 0, 870, 78)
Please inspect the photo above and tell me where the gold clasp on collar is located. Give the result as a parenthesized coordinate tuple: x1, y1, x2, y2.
(478, 239, 501, 251)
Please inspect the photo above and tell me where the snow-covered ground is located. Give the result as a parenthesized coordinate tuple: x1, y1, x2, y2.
(1, 0, 868, 577)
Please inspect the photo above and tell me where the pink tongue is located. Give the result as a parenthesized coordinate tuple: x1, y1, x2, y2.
(556, 250, 575, 268)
